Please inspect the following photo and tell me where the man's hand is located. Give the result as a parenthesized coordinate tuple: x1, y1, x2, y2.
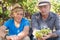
(37, 32, 52, 40)
(37, 37, 43, 40)
(37, 35, 51, 40)
(42, 32, 53, 40)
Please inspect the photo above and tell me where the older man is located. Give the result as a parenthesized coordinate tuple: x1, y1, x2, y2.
(31, 0, 60, 40)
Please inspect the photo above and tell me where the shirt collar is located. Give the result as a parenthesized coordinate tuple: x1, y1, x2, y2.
(47, 12, 53, 20)
(39, 12, 53, 21)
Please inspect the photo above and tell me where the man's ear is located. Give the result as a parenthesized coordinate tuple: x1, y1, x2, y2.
(49, 4, 51, 9)
(37, 6, 39, 9)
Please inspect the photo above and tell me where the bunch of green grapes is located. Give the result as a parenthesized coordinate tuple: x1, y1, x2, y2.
(35, 31, 43, 38)
(35, 28, 52, 38)
(40, 28, 52, 35)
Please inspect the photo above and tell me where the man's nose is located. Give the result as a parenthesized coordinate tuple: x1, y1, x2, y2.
(41, 7, 45, 10)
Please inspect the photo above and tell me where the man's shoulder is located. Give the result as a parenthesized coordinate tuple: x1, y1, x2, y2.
(50, 12, 58, 17)
(32, 12, 40, 16)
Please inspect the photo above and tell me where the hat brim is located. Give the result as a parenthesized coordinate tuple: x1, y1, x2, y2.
(38, 3, 49, 6)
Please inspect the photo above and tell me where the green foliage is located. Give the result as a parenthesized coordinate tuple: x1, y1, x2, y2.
(51, 0, 60, 13)
(0, 7, 2, 14)
(27, 0, 38, 14)
(0, 0, 60, 19)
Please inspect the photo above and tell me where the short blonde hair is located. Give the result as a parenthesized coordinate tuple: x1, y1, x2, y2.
(11, 3, 23, 11)
(10, 3, 24, 18)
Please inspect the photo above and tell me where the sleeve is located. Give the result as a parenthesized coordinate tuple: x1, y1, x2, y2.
(31, 15, 39, 30)
(54, 15, 60, 37)
(3, 19, 10, 29)
(24, 20, 30, 27)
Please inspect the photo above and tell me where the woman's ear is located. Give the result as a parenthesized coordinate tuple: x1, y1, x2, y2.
(11, 14, 14, 18)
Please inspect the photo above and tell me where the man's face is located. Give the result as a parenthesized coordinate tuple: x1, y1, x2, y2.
(38, 3, 51, 15)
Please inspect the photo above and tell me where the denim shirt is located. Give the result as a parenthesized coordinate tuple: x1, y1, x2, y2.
(31, 12, 60, 37)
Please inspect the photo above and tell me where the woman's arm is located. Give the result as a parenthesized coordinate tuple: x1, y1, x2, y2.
(17, 26, 29, 40)
(0, 25, 7, 38)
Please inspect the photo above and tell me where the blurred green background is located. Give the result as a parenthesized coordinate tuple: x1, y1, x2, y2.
(0, 0, 60, 25)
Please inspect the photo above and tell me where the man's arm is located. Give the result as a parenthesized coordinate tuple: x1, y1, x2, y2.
(44, 15, 60, 38)
(53, 15, 60, 37)
(36, 15, 60, 40)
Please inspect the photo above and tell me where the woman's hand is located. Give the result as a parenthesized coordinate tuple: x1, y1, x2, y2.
(6, 35, 18, 40)
(6, 36, 12, 40)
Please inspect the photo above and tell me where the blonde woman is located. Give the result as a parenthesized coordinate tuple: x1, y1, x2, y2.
(0, 4, 30, 40)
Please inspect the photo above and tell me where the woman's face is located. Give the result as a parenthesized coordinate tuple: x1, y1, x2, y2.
(12, 8, 24, 23)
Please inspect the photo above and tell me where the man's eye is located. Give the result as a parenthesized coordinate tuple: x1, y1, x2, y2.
(44, 6, 47, 8)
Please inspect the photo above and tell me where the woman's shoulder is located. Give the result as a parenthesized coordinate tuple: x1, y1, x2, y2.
(22, 17, 29, 22)
(5, 18, 14, 23)
(22, 17, 29, 21)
